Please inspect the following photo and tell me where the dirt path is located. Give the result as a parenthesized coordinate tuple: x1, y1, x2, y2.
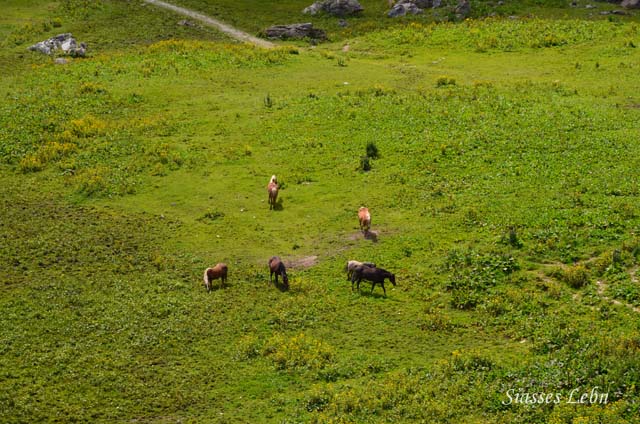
(142, 0, 276, 48)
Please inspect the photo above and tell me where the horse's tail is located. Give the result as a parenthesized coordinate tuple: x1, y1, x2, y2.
(203, 268, 211, 292)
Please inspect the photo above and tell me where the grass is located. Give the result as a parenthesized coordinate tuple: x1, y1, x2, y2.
(1, 0, 640, 422)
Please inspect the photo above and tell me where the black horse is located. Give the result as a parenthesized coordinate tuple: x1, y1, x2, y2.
(269, 256, 289, 289)
(351, 266, 396, 296)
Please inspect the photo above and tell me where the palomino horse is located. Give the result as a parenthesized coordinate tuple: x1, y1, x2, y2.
(345, 260, 376, 281)
(267, 175, 279, 210)
(351, 266, 396, 296)
(203, 263, 228, 292)
(358, 207, 371, 233)
(268, 256, 289, 288)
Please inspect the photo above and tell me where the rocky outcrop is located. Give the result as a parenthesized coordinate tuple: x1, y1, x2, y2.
(303, 0, 364, 17)
(388, 1, 424, 17)
(28, 33, 87, 57)
(455, 0, 471, 18)
(621, 0, 640, 8)
(264, 23, 327, 40)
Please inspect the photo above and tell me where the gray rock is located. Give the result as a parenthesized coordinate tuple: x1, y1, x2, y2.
(433, 0, 442, 7)
(28, 33, 87, 57)
(264, 23, 327, 40)
(303, 1, 324, 15)
(455, 0, 471, 18)
(622, 0, 640, 7)
(54, 57, 68, 65)
(303, 0, 364, 16)
(388, 1, 424, 17)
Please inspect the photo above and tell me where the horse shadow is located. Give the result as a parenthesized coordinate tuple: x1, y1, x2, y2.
(364, 230, 378, 243)
(357, 289, 400, 300)
(205, 283, 227, 292)
(272, 198, 284, 211)
(273, 280, 289, 292)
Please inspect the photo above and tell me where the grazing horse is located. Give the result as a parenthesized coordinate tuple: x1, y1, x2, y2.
(345, 260, 376, 281)
(203, 263, 228, 292)
(351, 266, 396, 296)
(269, 256, 289, 287)
(358, 207, 371, 233)
(267, 175, 279, 210)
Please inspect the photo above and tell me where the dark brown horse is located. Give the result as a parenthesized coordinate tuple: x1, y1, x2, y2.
(268, 256, 289, 288)
(267, 175, 279, 210)
(345, 260, 376, 281)
(203, 263, 228, 292)
(351, 266, 396, 296)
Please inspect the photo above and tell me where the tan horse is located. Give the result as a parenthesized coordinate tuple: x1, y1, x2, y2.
(267, 175, 279, 210)
(203, 263, 228, 292)
(345, 260, 376, 281)
(358, 207, 371, 233)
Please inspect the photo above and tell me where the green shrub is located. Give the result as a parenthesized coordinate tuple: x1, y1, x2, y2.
(366, 142, 379, 159)
(436, 75, 457, 87)
(563, 265, 589, 289)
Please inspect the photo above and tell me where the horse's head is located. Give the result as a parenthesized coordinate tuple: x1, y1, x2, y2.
(270, 175, 277, 185)
(388, 273, 396, 286)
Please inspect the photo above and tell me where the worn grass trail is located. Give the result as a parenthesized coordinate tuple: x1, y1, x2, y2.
(142, 0, 276, 47)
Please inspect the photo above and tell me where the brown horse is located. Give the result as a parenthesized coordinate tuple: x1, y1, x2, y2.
(358, 207, 371, 233)
(268, 256, 289, 288)
(267, 175, 279, 210)
(203, 263, 228, 292)
(351, 266, 396, 296)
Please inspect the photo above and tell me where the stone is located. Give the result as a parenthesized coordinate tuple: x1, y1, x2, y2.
(28, 33, 87, 57)
(388, 1, 424, 17)
(264, 23, 327, 40)
(621, 0, 640, 8)
(455, 0, 471, 18)
(303, 0, 364, 17)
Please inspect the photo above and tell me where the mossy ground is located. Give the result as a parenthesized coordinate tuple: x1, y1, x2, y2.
(1, 0, 640, 422)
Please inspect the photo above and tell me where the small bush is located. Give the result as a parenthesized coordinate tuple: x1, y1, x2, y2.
(18, 155, 44, 173)
(563, 265, 589, 289)
(366, 142, 379, 159)
(79, 82, 107, 95)
(200, 210, 225, 222)
(305, 387, 331, 412)
(436, 75, 456, 87)
(74, 167, 108, 196)
(69, 115, 107, 138)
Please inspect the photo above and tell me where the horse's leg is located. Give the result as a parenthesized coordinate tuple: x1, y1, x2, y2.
(381, 282, 386, 296)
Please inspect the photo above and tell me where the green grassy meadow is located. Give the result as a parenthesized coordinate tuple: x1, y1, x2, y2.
(2, 0, 640, 422)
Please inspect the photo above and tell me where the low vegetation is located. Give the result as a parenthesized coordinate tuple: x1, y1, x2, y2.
(1, 0, 639, 422)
